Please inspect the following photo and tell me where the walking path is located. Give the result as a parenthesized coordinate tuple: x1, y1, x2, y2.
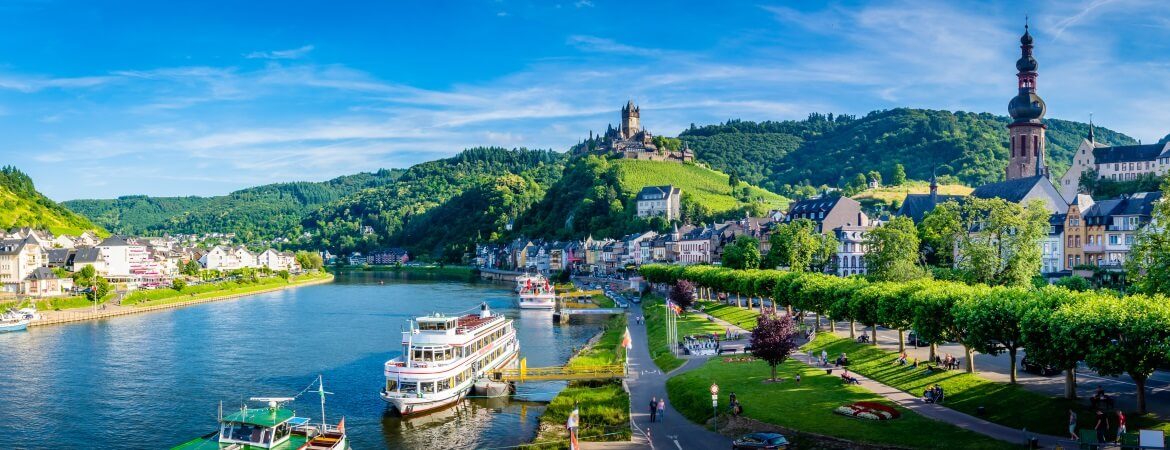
(624, 302, 729, 449)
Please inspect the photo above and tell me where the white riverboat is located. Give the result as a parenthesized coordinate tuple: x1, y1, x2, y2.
(517, 277, 556, 310)
(514, 274, 540, 292)
(380, 303, 518, 416)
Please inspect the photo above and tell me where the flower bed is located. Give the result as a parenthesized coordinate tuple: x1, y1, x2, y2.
(833, 401, 901, 420)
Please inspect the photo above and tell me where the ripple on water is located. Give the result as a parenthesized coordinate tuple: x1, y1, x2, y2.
(0, 273, 603, 449)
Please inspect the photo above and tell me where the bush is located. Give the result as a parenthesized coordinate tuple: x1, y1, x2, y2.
(171, 279, 187, 292)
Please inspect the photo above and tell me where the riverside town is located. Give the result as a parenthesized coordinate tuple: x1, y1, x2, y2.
(3, 2, 1170, 450)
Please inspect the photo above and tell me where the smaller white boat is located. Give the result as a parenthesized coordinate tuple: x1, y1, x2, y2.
(0, 312, 29, 333)
(517, 278, 556, 310)
(16, 307, 40, 322)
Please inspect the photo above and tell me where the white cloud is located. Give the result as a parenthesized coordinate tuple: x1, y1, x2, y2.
(574, 0, 593, 7)
(244, 45, 315, 60)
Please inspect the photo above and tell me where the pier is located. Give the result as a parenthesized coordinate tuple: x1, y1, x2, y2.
(489, 358, 625, 383)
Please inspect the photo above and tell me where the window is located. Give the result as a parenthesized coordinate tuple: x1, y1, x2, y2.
(1109, 235, 1119, 245)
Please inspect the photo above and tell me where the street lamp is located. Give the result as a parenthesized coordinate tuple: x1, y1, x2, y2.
(710, 383, 719, 433)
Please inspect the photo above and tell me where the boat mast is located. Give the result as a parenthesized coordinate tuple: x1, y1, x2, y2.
(317, 374, 327, 427)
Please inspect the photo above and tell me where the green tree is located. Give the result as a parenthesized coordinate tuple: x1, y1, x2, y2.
(1056, 294, 1170, 413)
(181, 260, 202, 276)
(891, 164, 907, 186)
(867, 170, 882, 187)
(1127, 178, 1170, 296)
(764, 219, 826, 271)
(919, 200, 963, 266)
(925, 198, 1050, 286)
(722, 236, 761, 270)
(953, 286, 1033, 383)
(171, 278, 187, 292)
(728, 171, 741, 188)
(1020, 286, 1087, 399)
(864, 216, 925, 282)
(1053, 275, 1091, 292)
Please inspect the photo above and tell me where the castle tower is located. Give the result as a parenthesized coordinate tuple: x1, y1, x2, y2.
(1006, 22, 1048, 180)
(621, 100, 640, 139)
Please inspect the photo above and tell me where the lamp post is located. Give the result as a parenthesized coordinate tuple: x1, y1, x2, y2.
(710, 383, 719, 433)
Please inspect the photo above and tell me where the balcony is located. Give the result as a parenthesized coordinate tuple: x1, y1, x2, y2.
(1083, 244, 1104, 253)
(1106, 224, 1139, 232)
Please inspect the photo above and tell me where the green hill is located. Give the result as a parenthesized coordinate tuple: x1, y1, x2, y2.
(63, 169, 406, 241)
(681, 109, 1139, 193)
(304, 147, 566, 258)
(513, 157, 787, 241)
(0, 166, 104, 236)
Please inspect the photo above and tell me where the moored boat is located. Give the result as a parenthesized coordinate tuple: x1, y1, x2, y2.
(381, 302, 519, 416)
(0, 312, 29, 333)
(517, 277, 556, 310)
(171, 375, 350, 450)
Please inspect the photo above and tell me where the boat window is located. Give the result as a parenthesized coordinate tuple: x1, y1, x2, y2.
(222, 423, 266, 444)
(400, 381, 418, 394)
(421, 382, 436, 393)
(437, 379, 451, 391)
(273, 423, 290, 442)
(386, 379, 398, 391)
(444, 348, 452, 360)
(413, 349, 422, 360)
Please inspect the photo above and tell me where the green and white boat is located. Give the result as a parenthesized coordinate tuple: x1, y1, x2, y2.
(172, 376, 351, 450)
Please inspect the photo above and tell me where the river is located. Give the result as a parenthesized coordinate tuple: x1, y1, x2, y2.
(0, 271, 603, 449)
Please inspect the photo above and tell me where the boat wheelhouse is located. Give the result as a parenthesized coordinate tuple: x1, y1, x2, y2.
(0, 311, 29, 333)
(514, 274, 540, 292)
(381, 303, 518, 416)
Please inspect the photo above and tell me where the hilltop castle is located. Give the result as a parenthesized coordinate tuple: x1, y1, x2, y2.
(576, 101, 694, 163)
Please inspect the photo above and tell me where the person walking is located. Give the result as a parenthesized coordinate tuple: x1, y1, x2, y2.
(1067, 409, 1079, 441)
(657, 398, 666, 421)
(1115, 410, 1127, 443)
(649, 397, 657, 423)
(1094, 410, 1109, 444)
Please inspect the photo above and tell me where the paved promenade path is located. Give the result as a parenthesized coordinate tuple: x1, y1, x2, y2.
(624, 302, 730, 449)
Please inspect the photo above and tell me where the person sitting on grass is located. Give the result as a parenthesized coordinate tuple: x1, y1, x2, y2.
(923, 387, 937, 403)
(896, 352, 908, 366)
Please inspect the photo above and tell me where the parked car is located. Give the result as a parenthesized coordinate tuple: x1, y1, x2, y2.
(1021, 356, 1061, 376)
(906, 331, 930, 347)
(732, 432, 789, 450)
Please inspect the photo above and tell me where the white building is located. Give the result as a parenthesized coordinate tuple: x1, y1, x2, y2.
(635, 185, 682, 221)
(0, 237, 44, 294)
(1057, 128, 1170, 202)
(834, 226, 870, 277)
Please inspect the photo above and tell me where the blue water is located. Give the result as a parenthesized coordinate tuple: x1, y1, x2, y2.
(0, 271, 602, 449)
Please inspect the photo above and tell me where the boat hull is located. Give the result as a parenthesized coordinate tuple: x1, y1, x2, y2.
(517, 301, 555, 310)
(382, 348, 518, 416)
(0, 320, 29, 333)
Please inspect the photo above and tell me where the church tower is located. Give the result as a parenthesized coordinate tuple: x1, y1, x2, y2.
(621, 100, 640, 139)
(1006, 22, 1048, 180)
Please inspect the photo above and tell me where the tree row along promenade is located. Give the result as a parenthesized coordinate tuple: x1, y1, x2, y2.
(28, 272, 333, 327)
(639, 263, 1170, 441)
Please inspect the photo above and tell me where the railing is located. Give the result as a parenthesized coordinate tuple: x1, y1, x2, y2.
(491, 364, 625, 382)
(1106, 224, 1139, 231)
(1083, 244, 1104, 252)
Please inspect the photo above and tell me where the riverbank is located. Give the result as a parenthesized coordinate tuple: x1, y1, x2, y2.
(332, 264, 477, 278)
(29, 272, 333, 327)
(530, 314, 631, 449)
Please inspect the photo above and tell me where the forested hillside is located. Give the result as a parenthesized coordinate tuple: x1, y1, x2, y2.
(513, 157, 787, 241)
(64, 169, 405, 241)
(681, 109, 1137, 193)
(0, 166, 104, 236)
(304, 147, 566, 258)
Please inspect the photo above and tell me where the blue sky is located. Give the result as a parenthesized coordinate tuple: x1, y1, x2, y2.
(2, 0, 1168, 200)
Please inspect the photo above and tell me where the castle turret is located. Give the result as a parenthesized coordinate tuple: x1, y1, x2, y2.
(1006, 22, 1048, 180)
(621, 100, 641, 139)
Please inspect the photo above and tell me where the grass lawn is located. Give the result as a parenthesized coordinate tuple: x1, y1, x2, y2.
(531, 381, 631, 449)
(532, 314, 630, 448)
(804, 333, 1165, 437)
(644, 295, 726, 372)
(698, 301, 760, 330)
(566, 314, 627, 369)
(123, 273, 330, 308)
(667, 358, 1015, 449)
(3, 294, 114, 311)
